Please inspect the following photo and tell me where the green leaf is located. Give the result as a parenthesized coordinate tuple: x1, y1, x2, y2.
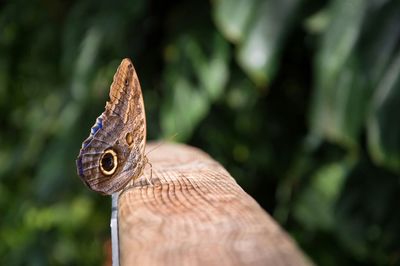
(213, 0, 257, 43)
(187, 33, 230, 101)
(368, 50, 400, 172)
(161, 77, 209, 141)
(360, 2, 400, 87)
(213, 0, 300, 86)
(237, 0, 301, 86)
(293, 162, 347, 231)
(310, 0, 400, 154)
(335, 156, 400, 262)
(310, 0, 368, 147)
(160, 32, 230, 141)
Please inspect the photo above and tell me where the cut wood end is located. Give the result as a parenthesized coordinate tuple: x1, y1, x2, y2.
(118, 142, 313, 266)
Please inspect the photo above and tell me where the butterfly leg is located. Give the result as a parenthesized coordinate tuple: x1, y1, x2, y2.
(144, 156, 153, 186)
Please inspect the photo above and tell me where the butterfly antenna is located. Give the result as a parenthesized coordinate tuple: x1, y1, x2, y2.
(144, 133, 178, 186)
(145, 133, 179, 156)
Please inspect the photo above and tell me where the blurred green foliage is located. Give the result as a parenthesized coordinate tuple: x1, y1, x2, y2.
(1, 0, 399, 265)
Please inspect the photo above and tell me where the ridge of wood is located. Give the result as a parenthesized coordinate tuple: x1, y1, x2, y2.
(118, 142, 311, 266)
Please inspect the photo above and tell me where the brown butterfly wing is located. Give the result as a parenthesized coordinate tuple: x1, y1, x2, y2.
(76, 58, 146, 195)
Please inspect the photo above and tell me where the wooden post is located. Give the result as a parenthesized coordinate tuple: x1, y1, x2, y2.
(118, 142, 312, 265)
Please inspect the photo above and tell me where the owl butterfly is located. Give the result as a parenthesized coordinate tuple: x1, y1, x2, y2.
(76, 58, 147, 195)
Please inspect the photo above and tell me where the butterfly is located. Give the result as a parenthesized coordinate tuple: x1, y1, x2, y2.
(76, 58, 147, 195)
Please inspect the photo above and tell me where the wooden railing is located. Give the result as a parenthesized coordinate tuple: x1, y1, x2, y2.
(116, 142, 312, 265)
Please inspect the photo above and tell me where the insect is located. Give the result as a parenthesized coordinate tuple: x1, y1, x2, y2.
(76, 58, 147, 195)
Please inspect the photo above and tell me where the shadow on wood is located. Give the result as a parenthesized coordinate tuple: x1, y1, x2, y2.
(118, 142, 312, 266)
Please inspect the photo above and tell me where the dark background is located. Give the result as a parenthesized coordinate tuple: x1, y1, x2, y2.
(1, 0, 400, 265)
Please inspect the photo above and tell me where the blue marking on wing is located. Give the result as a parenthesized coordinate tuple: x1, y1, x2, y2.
(77, 157, 84, 176)
(82, 139, 90, 148)
(81, 116, 103, 149)
(90, 116, 103, 135)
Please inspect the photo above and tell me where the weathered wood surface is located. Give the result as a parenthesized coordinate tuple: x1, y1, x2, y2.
(118, 142, 311, 266)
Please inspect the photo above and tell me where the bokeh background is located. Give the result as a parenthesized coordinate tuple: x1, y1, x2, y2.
(1, 0, 400, 265)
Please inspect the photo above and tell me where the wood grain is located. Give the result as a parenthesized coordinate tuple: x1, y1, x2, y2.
(118, 142, 312, 266)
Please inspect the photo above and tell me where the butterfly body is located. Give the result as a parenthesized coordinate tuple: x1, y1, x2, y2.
(76, 59, 146, 195)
